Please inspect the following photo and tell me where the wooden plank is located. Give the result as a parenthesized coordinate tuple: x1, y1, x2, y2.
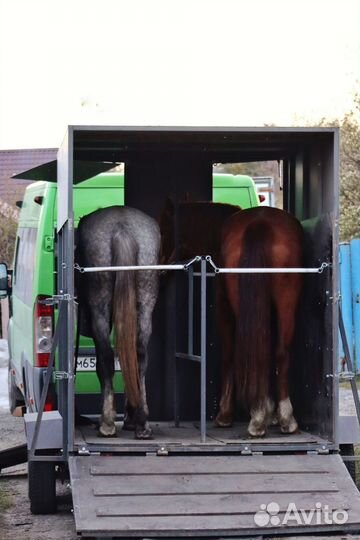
(92, 473, 337, 496)
(93, 492, 348, 517)
(73, 513, 360, 536)
(88, 454, 333, 476)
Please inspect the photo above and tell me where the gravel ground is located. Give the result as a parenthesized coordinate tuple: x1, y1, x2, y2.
(0, 342, 77, 540)
(0, 337, 360, 540)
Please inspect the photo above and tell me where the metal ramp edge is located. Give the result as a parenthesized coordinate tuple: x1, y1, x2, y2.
(69, 453, 360, 538)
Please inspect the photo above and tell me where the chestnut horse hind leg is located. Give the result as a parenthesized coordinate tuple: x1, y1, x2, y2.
(221, 220, 274, 438)
(214, 277, 236, 427)
(271, 272, 302, 433)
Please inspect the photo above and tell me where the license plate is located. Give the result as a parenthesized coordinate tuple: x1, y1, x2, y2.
(76, 356, 121, 372)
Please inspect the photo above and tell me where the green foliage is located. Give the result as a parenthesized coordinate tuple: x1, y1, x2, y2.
(338, 97, 360, 241)
(0, 487, 12, 511)
(215, 96, 360, 240)
(315, 96, 360, 241)
(0, 214, 17, 266)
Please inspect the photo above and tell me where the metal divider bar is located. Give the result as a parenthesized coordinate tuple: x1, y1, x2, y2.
(200, 258, 207, 443)
(216, 265, 328, 274)
(174, 259, 208, 442)
(188, 265, 194, 356)
(75, 263, 187, 273)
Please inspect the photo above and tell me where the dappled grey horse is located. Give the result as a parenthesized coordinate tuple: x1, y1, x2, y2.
(76, 206, 160, 439)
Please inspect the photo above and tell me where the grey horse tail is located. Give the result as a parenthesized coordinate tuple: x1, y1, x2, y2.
(112, 227, 141, 409)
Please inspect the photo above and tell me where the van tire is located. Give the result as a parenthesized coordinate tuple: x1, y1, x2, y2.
(8, 366, 24, 415)
(28, 460, 57, 514)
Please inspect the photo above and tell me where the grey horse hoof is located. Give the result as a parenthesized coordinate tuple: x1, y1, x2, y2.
(98, 424, 117, 437)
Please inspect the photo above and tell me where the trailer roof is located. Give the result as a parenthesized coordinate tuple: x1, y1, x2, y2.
(13, 126, 338, 184)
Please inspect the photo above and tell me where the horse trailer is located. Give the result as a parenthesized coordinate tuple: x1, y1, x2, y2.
(7, 126, 360, 538)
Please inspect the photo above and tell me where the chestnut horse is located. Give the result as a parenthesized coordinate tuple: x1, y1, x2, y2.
(160, 200, 304, 437)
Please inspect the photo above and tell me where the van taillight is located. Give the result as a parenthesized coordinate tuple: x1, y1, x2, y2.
(259, 194, 266, 203)
(34, 296, 54, 367)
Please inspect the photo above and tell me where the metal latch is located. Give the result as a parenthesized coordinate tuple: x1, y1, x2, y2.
(308, 445, 329, 455)
(54, 371, 70, 380)
(157, 447, 169, 456)
(241, 446, 252, 455)
(78, 446, 90, 456)
(39, 294, 73, 307)
(326, 371, 355, 380)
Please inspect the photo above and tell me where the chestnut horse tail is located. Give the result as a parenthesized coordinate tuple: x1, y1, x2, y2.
(235, 221, 273, 409)
(112, 228, 140, 409)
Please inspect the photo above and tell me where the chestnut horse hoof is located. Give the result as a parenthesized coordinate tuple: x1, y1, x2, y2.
(280, 417, 298, 434)
(248, 421, 266, 438)
(214, 414, 233, 428)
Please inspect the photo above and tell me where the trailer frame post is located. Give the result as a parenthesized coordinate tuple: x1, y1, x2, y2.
(200, 257, 207, 443)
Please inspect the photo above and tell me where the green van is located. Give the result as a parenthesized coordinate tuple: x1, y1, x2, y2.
(2, 172, 260, 416)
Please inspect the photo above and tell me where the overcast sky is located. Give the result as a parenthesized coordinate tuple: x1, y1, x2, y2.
(0, 0, 359, 149)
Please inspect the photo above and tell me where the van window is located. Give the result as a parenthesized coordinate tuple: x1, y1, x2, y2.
(13, 228, 38, 306)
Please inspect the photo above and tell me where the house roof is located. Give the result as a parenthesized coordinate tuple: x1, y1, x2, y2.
(0, 148, 57, 206)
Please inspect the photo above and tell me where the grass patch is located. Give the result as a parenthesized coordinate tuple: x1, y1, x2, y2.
(339, 374, 360, 389)
(355, 445, 360, 487)
(0, 487, 12, 511)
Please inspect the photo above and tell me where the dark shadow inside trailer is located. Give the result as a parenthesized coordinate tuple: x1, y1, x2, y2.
(70, 127, 338, 451)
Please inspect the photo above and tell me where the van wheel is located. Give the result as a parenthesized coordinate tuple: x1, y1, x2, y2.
(8, 366, 24, 415)
(340, 443, 357, 485)
(28, 460, 57, 514)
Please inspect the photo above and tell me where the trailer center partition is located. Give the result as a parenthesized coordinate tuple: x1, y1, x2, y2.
(56, 126, 339, 454)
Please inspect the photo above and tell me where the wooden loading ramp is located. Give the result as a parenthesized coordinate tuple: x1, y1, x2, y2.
(69, 453, 360, 538)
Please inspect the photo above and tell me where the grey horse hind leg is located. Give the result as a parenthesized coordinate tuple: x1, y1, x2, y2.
(132, 270, 159, 439)
(90, 305, 117, 437)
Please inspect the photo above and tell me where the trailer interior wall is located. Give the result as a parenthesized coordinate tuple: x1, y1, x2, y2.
(71, 127, 338, 446)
